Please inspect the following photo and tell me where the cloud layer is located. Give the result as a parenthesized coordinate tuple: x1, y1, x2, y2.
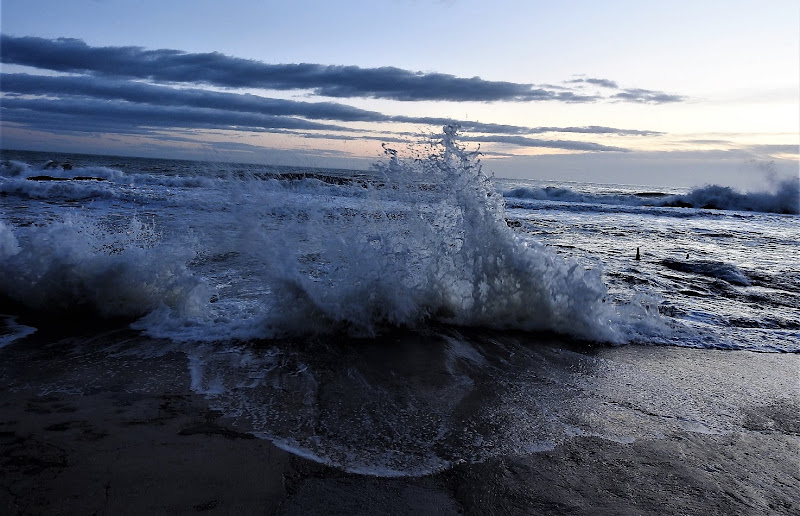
(1, 35, 684, 104)
(0, 35, 684, 155)
(1, 72, 663, 136)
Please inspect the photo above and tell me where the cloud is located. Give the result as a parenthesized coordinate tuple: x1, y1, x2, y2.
(565, 76, 684, 103)
(533, 125, 660, 136)
(673, 141, 797, 157)
(274, 131, 412, 145)
(0, 35, 683, 104)
(1, 72, 388, 122)
(2, 96, 630, 153)
(612, 88, 684, 103)
(1, 72, 664, 140)
(681, 139, 732, 145)
(384, 115, 660, 136)
(1, 96, 345, 133)
(461, 134, 628, 152)
(567, 77, 619, 89)
(448, 121, 660, 137)
(0, 36, 675, 156)
(191, 128, 629, 153)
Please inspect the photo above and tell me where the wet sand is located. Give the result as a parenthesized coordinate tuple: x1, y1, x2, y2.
(1, 326, 798, 515)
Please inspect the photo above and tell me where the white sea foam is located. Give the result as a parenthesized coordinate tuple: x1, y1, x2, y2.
(0, 215, 211, 318)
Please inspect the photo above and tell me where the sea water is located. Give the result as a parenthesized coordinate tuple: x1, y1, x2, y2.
(1, 128, 798, 474)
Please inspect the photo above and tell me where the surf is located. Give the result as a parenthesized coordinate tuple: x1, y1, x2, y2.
(1, 127, 670, 344)
(140, 126, 662, 343)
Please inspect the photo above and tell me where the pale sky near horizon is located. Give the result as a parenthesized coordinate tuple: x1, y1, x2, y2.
(1, 0, 798, 189)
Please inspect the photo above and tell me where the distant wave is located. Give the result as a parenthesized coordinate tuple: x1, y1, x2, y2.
(0, 158, 220, 200)
(502, 177, 799, 215)
(0, 159, 123, 180)
(661, 178, 799, 215)
(502, 186, 641, 207)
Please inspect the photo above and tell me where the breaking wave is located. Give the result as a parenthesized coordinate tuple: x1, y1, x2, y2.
(502, 177, 799, 215)
(1, 128, 671, 344)
(663, 179, 799, 214)
(0, 216, 210, 318)
(143, 127, 654, 343)
(503, 186, 637, 206)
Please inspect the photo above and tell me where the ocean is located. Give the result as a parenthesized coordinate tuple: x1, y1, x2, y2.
(1, 130, 798, 479)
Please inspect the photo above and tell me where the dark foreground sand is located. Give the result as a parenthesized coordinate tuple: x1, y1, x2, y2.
(1, 325, 798, 515)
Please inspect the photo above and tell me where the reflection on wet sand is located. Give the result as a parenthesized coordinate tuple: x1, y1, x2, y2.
(183, 328, 755, 476)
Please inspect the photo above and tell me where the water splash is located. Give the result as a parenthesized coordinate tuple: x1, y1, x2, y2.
(194, 125, 625, 342)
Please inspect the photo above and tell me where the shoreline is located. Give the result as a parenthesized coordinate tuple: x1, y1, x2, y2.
(1, 328, 798, 515)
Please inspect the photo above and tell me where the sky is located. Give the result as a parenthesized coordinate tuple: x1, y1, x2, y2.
(1, 0, 798, 189)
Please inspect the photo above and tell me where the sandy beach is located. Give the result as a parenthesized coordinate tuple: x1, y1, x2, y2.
(1, 323, 798, 515)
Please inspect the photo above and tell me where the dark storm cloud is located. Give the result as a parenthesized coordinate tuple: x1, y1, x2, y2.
(2, 109, 170, 137)
(0, 96, 344, 133)
(0, 35, 566, 102)
(1, 72, 388, 122)
(0, 35, 682, 104)
(0, 92, 639, 153)
(5, 97, 630, 153)
(1, 72, 663, 138)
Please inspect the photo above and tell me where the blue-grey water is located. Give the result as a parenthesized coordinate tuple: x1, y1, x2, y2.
(1, 135, 798, 475)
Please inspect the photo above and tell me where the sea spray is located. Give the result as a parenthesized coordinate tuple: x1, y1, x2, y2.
(219, 126, 624, 341)
(0, 215, 211, 318)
